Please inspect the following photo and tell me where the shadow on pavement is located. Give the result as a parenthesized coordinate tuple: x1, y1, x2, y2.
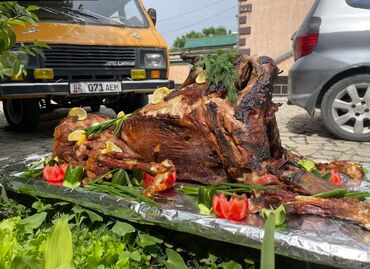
(285, 111, 334, 138)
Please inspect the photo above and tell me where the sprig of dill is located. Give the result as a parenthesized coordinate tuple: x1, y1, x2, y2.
(195, 50, 240, 104)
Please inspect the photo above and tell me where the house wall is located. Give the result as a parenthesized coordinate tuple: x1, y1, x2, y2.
(238, 0, 315, 75)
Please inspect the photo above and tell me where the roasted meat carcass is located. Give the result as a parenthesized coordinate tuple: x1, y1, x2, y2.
(53, 55, 287, 184)
(51, 52, 369, 228)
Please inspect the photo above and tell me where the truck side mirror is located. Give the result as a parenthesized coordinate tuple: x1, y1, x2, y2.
(148, 8, 157, 25)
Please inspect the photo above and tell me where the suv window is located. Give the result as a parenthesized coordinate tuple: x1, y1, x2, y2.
(346, 0, 370, 9)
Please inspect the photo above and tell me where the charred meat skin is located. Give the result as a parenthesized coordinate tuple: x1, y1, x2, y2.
(250, 191, 370, 230)
(52, 55, 348, 190)
(119, 55, 283, 184)
(51, 54, 369, 228)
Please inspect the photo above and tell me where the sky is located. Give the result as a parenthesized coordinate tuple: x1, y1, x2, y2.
(142, 0, 238, 47)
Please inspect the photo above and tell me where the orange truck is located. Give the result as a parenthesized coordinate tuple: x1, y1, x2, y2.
(1, 0, 173, 130)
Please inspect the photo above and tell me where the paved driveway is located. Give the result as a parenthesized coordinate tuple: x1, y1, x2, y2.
(0, 98, 369, 167)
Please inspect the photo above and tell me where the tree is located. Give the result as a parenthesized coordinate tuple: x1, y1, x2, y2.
(0, 2, 47, 79)
(172, 26, 228, 50)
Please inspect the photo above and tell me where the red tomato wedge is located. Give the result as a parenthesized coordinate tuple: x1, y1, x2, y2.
(143, 172, 176, 192)
(329, 169, 342, 185)
(212, 192, 249, 221)
(43, 164, 67, 184)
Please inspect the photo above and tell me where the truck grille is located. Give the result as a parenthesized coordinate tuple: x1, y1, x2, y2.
(43, 45, 136, 68)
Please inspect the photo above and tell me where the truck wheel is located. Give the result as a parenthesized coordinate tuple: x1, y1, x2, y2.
(321, 74, 370, 141)
(90, 104, 100, 112)
(3, 99, 40, 131)
(114, 93, 149, 114)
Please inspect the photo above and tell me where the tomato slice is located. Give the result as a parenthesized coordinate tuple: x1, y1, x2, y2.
(330, 169, 341, 185)
(212, 193, 249, 221)
(143, 172, 176, 192)
(143, 173, 154, 187)
(228, 195, 248, 221)
(43, 164, 66, 184)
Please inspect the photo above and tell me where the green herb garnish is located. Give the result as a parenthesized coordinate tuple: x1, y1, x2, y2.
(84, 113, 131, 137)
(195, 50, 240, 104)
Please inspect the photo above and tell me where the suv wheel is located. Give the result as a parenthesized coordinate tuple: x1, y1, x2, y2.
(3, 99, 40, 131)
(321, 75, 370, 141)
(113, 93, 148, 114)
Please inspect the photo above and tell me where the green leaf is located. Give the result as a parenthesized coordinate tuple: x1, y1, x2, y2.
(63, 166, 84, 189)
(321, 172, 332, 180)
(44, 216, 74, 269)
(363, 167, 369, 175)
(112, 169, 130, 186)
(164, 248, 188, 269)
(10, 256, 43, 269)
(198, 203, 212, 215)
(32, 200, 52, 213)
(129, 250, 141, 262)
(138, 234, 163, 247)
(297, 160, 316, 172)
(260, 213, 275, 269)
(111, 221, 135, 237)
(7, 19, 25, 26)
(84, 209, 103, 223)
(218, 260, 243, 269)
(26, 5, 40, 11)
(274, 205, 286, 227)
(33, 41, 50, 49)
(197, 187, 216, 209)
(261, 205, 286, 227)
(20, 212, 47, 233)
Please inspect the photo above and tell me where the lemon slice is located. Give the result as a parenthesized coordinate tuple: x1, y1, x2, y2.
(68, 130, 86, 144)
(195, 70, 207, 84)
(69, 107, 87, 121)
(102, 141, 123, 154)
(117, 111, 126, 118)
(151, 87, 171, 104)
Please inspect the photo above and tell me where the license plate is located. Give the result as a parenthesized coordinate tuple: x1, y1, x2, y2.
(70, 82, 122, 94)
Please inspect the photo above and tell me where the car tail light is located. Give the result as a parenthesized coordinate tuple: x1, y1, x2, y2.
(295, 33, 319, 59)
(293, 16, 321, 60)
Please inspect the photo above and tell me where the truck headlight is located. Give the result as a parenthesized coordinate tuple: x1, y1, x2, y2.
(12, 51, 29, 66)
(144, 53, 165, 68)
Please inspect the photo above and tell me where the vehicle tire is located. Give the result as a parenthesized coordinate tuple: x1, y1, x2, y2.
(3, 99, 41, 131)
(113, 93, 149, 114)
(90, 104, 100, 112)
(321, 74, 370, 141)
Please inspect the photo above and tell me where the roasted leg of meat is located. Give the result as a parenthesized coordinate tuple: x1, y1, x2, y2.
(249, 191, 370, 230)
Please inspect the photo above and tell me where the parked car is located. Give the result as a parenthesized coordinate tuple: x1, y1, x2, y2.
(0, 0, 174, 131)
(289, 0, 370, 141)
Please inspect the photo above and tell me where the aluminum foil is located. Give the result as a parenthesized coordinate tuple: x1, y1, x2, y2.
(0, 156, 369, 269)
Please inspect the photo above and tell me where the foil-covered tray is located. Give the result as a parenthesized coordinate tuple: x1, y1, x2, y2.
(0, 155, 369, 269)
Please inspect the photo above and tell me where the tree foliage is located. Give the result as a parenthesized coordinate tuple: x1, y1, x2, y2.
(0, 1, 48, 79)
(172, 26, 228, 49)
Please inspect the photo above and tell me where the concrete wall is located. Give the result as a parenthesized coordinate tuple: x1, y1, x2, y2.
(239, 0, 315, 75)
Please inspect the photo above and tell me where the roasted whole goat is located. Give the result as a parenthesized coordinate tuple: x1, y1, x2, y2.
(52, 53, 369, 229)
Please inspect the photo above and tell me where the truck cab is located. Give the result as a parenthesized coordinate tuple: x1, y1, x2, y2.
(1, 0, 174, 131)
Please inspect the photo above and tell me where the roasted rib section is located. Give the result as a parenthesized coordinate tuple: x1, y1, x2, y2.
(250, 191, 370, 230)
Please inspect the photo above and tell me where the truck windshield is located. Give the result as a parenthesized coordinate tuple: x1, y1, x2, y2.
(18, 0, 149, 28)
